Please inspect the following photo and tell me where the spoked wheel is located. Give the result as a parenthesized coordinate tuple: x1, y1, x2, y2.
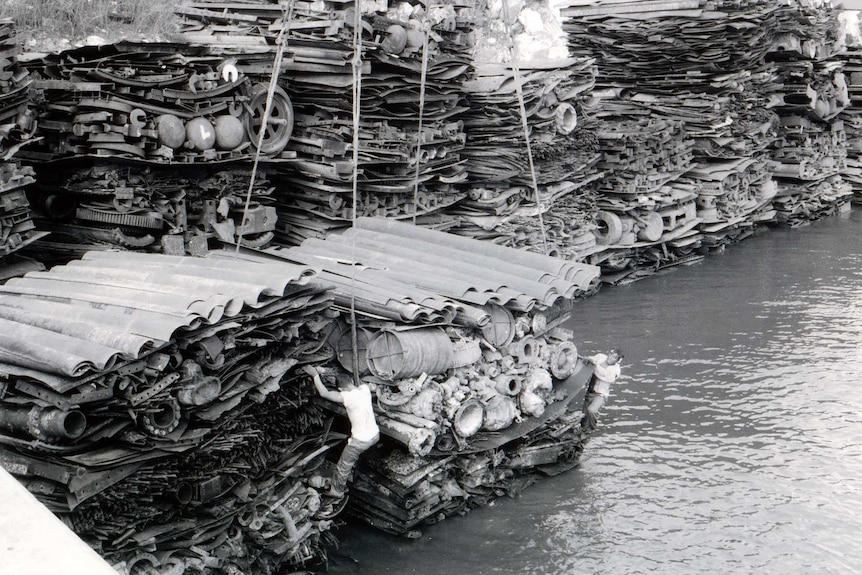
(244, 83, 294, 155)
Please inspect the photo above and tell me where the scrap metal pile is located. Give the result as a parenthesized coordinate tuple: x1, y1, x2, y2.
(26, 164, 277, 263)
(261, 217, 602, 535)
(0, 252, 347, 574)
(560, 0, 787, 283)
(0, 18, 45, 279)
(176, 0, 474, 246)
(443, 2, 602, 258)
(12, 40, 294, 257)
(766, 1, 853, 226)
(841, 38, 862, 202)
(175, 0, 605, 260)
(19, 43, 293, 164)
(0, 216, 606, 564)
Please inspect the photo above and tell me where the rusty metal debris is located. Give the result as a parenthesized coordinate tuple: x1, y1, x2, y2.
(0, 220, 600, 557)
(19, 43, 295, 164)
(236, 217, 602, 534)
(841, 41, 862, 203)
(24, 164, 277, 262)
(1, 0, 861, 568)
(0, 18, 46, 279)
(766, 2, 853, 226)
(0, 251, 346, 573)
(560, 0, 851, 284)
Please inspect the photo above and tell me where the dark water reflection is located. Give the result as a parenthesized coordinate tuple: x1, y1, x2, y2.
(329, 209, 862, 575)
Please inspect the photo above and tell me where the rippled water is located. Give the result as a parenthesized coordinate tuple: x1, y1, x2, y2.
(329, 209, 862, 575)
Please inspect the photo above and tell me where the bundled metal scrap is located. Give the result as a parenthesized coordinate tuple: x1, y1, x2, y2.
(19, 42, 294, 164)
(445, 0, 601, 258)
(585, 118, 700, 284)
(176, 0, 474, 246)
(256, 217, 602, 535)
(0, 251, 348, 574)
(840, 38, 862, 202)
(560, 0, 788, 280)
(25, 164, 277, 261)
(0, 18, 46, 278)
(766, 1, 853, 226)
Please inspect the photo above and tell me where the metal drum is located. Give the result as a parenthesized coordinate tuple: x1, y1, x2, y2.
(366, 327, 455, 380)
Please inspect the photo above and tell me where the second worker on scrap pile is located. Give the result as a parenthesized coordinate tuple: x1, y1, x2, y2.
(581, 348, 623, 434)
(304, 365, 379, 498)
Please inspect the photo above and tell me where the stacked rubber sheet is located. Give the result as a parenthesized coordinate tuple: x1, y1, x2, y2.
(258, 217, 602, 534)
(26, 164, 277, 261)
(0, 251, 343, 573)
(1, 18, 46, 276)
(560, 0, 786, 282)
(766, 2, 852, 226)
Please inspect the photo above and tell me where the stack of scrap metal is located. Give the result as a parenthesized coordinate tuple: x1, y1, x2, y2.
(588, 117, 699, 284)
(25, 164, 277, 262)
(273, 0, 475, 244)
(14, 36, 294, 258)
(19, 42, 293, 163)
(681, 158, 777, 250)
(560, 0, 785, 281)
(841, 40, 862, 202)
(444, 1, 601, 258)
(0, 251, 346, 573)
(175, 1, 473, 246)
(260, 217, 602, 535)
(0, 18, 46, 279)
(766, 1, 852, 226)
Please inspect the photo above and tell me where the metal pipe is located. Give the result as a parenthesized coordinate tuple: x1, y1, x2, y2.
(0, 406, 87, 441)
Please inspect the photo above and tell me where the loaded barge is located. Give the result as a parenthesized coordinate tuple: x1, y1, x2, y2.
(0, 219, 602, 573)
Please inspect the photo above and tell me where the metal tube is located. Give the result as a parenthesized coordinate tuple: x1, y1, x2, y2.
(0, 406, 87, 441)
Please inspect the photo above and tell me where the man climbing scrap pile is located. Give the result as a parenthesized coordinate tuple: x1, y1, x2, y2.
(581, 348, 623, 433)
(304, 366, 380, 498)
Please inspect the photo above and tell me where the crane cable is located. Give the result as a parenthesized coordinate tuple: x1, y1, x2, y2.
(412, 13, 432, 225)
(235, 0, 293, 256)
(499, 0, 549, 255)
(348, 3, 365, 385)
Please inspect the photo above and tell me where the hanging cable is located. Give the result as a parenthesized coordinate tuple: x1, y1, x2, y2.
(412, 14, 432, 225)
(348, 3, 365, 385)
(499, 0, 549, 255)
(235, 1, 293, 256)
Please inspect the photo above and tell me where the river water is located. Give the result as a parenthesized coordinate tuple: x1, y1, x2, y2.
(328, 208, 862, 575)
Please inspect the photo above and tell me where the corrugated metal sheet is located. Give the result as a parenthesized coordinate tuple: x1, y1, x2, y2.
(270, 217, 601, 319)
(0, 251, 316, 378)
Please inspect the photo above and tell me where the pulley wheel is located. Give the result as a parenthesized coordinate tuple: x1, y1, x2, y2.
(244, 83, 294, 155)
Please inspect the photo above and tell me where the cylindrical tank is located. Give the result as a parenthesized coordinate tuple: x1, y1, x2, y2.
(366, 327, 455, 380)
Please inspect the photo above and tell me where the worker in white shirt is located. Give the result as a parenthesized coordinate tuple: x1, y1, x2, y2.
(304, 365, 380, 498)
(581, 348, 623, 433)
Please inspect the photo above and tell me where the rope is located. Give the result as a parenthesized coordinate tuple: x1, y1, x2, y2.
(348, 3, 365, 385)
(499, 0, 549, 255)
(235, 1, 293, 255)
(412, 16, 432, 225)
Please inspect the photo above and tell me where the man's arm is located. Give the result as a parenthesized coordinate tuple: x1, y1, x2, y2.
(303, 366, 343, 403)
